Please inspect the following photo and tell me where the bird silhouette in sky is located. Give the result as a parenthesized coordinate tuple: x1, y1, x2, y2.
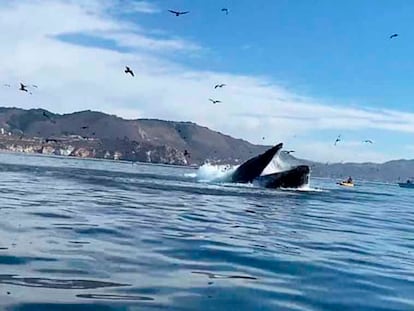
(209, 98, 221, 104)
(221, 8, 229, 15)
(125, 66, 134, 77)
(19, 83, 28, 92)
(334, 135, 341, 146)
(42, 111, 56, 124)
(214, 83, 226, 89)
(389, 33, 399, 39)
(363, 139, 373, 144)
(168, 10, 189, 16)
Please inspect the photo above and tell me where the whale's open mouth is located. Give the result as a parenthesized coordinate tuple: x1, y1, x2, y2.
(229, 143, 310, 189)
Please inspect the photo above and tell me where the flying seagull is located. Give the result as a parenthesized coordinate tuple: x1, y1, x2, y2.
(221, 8, 229, 15)
(42, 111, 51, 119)
(19, 83, 28, 92)
(42, 111, 56, 124)
(81, 126, 89, 129)
(209, 98, 221, 104)
(389, 33, 398, 39)
(363, 139, 373, 144)
(334, 135, 341, 146)
(168, 10, 189, 16)
(125, 66, 134, 77)
(214, 83, 226, 89)
(282, 150, 295, 154)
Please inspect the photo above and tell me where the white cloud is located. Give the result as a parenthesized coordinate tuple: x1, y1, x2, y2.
(99, 31, 202, 52)
(131, 1, 160, 14)
(0, 0, 413, 163)
(291, 141, 397, 164)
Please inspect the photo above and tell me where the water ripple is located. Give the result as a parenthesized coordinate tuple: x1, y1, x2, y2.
(0, 275, 128, 289)
(0, 153, 413, 310)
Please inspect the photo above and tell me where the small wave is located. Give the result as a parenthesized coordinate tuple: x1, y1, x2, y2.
(77, 293, 154, 301)
(0, 275, 128, 289)
(192, 271, 257, 280)
(184, 172, 197, 178)
(297, 184, 326, 192)
(279, 182, 326, 192)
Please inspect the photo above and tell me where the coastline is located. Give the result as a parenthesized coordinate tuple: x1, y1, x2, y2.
(0, 149, 199, 170)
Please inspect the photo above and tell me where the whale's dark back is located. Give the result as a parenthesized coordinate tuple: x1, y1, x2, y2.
(231, 143, 283, 183)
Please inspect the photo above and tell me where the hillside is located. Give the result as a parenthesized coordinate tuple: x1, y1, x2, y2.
(0, 107, 268, 166)
(0, 107, 412, 182)
(282, 155, 414, 183)
(309, 160, 414, 183)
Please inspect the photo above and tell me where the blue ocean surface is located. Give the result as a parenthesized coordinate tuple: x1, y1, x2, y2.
(0, 152, 413, 311)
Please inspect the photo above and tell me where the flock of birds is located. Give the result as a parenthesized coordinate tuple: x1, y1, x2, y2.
(1, 7, 401, 159)
(3, 82, 38, 95)
(127, 9, 396, 152)
(168, 8, 229, 16)
(125, 64, 224, 105)
(334, 135, 374, 147)
(330, 34, 399, 148)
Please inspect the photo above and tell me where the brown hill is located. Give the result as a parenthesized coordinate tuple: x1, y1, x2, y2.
(0, 107, 268, 165)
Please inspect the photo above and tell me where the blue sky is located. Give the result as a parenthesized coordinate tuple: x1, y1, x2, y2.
(1, 0, 414, 163)
(129, 0, 414, 108)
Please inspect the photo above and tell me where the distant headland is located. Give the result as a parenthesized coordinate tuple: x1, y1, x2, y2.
(0, 107, 412, 182)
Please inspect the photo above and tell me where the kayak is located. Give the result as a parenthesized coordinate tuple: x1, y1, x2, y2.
(338, 181, 354, 187)
(398, 182, 414, 189)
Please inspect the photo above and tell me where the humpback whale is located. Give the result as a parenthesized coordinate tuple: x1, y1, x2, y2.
(230, 143, 310, 189)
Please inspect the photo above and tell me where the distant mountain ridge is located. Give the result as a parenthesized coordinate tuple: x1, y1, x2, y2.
(309, 159, 414, 183)
(0, 107, 268, 166)
(0, 107, 412, 182)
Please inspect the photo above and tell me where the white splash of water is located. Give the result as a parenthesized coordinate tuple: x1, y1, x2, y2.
(294, 184, 324, 192)
(194, 163, 238, 182)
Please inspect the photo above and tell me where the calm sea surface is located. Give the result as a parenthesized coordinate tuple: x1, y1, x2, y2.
(0, 152, 413, 311)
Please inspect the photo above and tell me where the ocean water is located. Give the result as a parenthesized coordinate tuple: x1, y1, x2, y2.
(0, 152, 413, 311)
